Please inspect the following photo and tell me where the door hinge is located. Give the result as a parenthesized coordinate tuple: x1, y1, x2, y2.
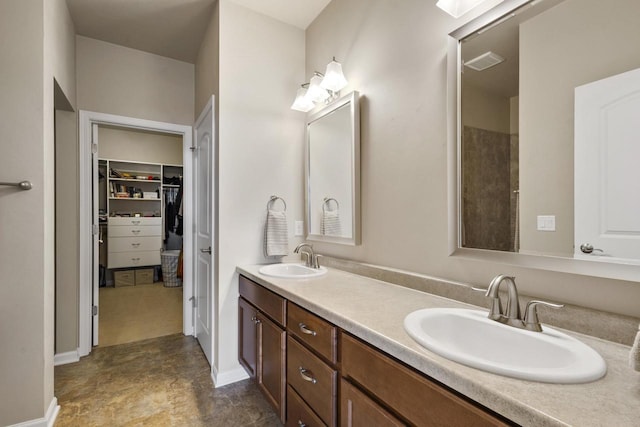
(92, 305, 98, 316)
(91, 143, 98, 155)
(92, 224, 99, 235)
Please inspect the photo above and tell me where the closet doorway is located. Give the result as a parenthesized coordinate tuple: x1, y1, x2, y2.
(79, 111, 193, 356)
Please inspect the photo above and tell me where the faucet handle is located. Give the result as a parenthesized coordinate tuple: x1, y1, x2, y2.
(313, 254, 323, 269)
(524, 300, 564, 332)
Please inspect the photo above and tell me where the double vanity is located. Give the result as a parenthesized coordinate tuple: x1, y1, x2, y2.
(237, 263, 639, 427)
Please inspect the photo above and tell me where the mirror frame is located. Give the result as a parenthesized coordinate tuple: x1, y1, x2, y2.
(446, 0, 640, 282)
(305, 91, 361, 246)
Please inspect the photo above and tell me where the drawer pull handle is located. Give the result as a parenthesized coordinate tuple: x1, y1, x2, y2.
(131, 230, 141, 234)
(298, 323, 317, 336)
(131, 243, 141, 247)
(132, 257, 140, 262)
(298, 421, 306, 427)
(299, 367, 317, 384)
(131, 220, 141, 225)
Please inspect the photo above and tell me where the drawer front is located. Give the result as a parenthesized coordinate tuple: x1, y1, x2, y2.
(109, 225, 161, 237)
(288, 303, 337, 364)
(108, 250, 160, 269)
(340, 378, 406, 427)
(239, 275, 286, 327)
(135, 269, 154, 285)
(108, 217, 162, 226)
(287, 336, 337, 426)
(341, 333, 510, 427)
(108, 236, 162, 252)
(286, 385, 327, 427)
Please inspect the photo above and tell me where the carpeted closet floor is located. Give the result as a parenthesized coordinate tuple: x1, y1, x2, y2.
(99, 282, 183, 347)
(54, 334, 281, 426)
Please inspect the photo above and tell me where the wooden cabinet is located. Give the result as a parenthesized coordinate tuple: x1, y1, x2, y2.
(341, 333, 512, 427)
(238, 276, 514, 427)
(238, 276, 287, 423)
(340, 378, 405, 427)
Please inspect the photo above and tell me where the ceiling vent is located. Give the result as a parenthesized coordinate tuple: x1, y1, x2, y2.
(464, 52, 505, 71)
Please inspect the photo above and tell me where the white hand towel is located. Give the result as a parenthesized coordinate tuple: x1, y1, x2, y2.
(264, 209, 288, 257)
(630, 324, 640, 371)
(321, 209, 342, 236)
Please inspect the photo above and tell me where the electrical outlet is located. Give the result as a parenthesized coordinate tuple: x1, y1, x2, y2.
(537, 215, 556, 231)
(295, 220, 304, 236)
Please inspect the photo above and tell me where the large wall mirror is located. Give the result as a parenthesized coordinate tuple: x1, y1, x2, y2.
(306, 91, 360, 245)
(448, 0, 640, 281)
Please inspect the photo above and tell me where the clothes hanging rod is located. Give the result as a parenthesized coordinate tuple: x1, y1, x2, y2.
(0, 180, 32, 190)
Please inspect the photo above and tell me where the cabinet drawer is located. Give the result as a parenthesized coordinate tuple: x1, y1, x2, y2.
(108, 236, 162, 252)
(109, 225, 161, 237)
(108, 217, 162, 226)
(108, 250, 160, 269)
(239, 275, 286, 327)
(341, 333, 510, 427)
(287, 336, 337, 427)
(340, 378, 405, 427)
(286, 385, 326, 427)
(288, 303, 337, 364)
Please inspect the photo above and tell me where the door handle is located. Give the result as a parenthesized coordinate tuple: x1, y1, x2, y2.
(200, 246, 212, 254)
(580, 243, 603, 254)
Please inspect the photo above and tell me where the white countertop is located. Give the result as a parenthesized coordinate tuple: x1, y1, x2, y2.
(237, 264, 640, 427)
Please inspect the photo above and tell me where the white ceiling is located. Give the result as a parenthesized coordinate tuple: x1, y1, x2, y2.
(66, 0, 331, 64)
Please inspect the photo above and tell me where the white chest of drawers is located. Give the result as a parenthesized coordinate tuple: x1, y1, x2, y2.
(107, 217, 162, 269)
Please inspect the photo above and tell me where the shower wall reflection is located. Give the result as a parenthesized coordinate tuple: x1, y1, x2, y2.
(461, 126, 519, 251)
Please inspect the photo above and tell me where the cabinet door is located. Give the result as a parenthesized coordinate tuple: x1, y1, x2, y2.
(257, 312, 286, 423)
(340, 379, 405, 427)
(238, 297, 257, 378)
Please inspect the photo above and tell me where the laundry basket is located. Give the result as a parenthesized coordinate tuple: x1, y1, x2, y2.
(161, 250, 182, 288)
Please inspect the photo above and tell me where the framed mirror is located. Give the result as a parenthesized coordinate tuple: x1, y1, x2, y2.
(305, 91, 360, 245)
(447, 0, 640, 281)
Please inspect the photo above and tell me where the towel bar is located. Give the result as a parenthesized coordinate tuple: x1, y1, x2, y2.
(268, 195, 287, 211)
(0, 180, 32, 190)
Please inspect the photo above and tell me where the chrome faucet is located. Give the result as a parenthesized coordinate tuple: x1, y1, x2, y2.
(481, 274, 564, 332)
(294, 243, 322, 269)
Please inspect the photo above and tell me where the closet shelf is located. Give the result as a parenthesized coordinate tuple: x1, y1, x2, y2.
(163, 184, 181, 189)
(109, 197, 160, 201)
(109, 177, 161, 183)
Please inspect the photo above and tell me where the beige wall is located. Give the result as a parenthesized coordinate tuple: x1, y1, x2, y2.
(305, 0, 640, 317)
(98, 127, 183, 165)
(462, 83, 510, 134)
(0, 0, 76, 424)
(76, 36, 195, 125)
(519, 0, 640, 257)
(55, 109, 79, 355)
(195, 1, 220, 117)
(214, 0, 306, 378)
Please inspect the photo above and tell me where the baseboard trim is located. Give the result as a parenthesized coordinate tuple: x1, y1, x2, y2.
(54, 349, 80, 366)
(8, 397, 59, 427)
(212, 365, 249, 388)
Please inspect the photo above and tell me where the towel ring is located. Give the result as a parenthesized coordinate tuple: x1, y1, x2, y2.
(268, 195, 287, 212)
(322, 197, 339, 212)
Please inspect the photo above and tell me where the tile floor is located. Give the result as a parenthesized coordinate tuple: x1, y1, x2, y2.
(55, 334, 282, 426)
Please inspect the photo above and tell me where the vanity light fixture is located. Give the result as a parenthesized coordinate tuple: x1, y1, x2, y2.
(291, 57, 349, 112)
(291, 84, 315, 112)
(436, 0, 488, 18)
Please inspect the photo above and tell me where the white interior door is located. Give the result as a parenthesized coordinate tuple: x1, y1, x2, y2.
(91, 123, 100, 345)
(575, 67, 640, 262)
(193, 97, 215, 365)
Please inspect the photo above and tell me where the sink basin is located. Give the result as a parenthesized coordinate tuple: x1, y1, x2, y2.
(258, 263, 327, 279)
(404, 308, 606, 383)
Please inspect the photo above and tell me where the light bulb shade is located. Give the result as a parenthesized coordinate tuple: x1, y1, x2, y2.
(291, 87, 315, 112)
(320, 60, 348, 92)
(436, 0, 486, 18)
(306, 74, 330, 103)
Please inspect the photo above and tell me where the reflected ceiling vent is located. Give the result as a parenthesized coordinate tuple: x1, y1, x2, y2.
(464, 51, 505, 71)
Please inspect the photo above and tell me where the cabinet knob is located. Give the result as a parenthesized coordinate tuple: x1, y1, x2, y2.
(298, 367, 317, 384)
(298, 322, 317, 337)
(251, 316, 261, 325)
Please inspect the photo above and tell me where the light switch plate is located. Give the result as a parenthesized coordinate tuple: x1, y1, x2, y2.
(295, 220, 304, 236)
(537, 215, 556, 231)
